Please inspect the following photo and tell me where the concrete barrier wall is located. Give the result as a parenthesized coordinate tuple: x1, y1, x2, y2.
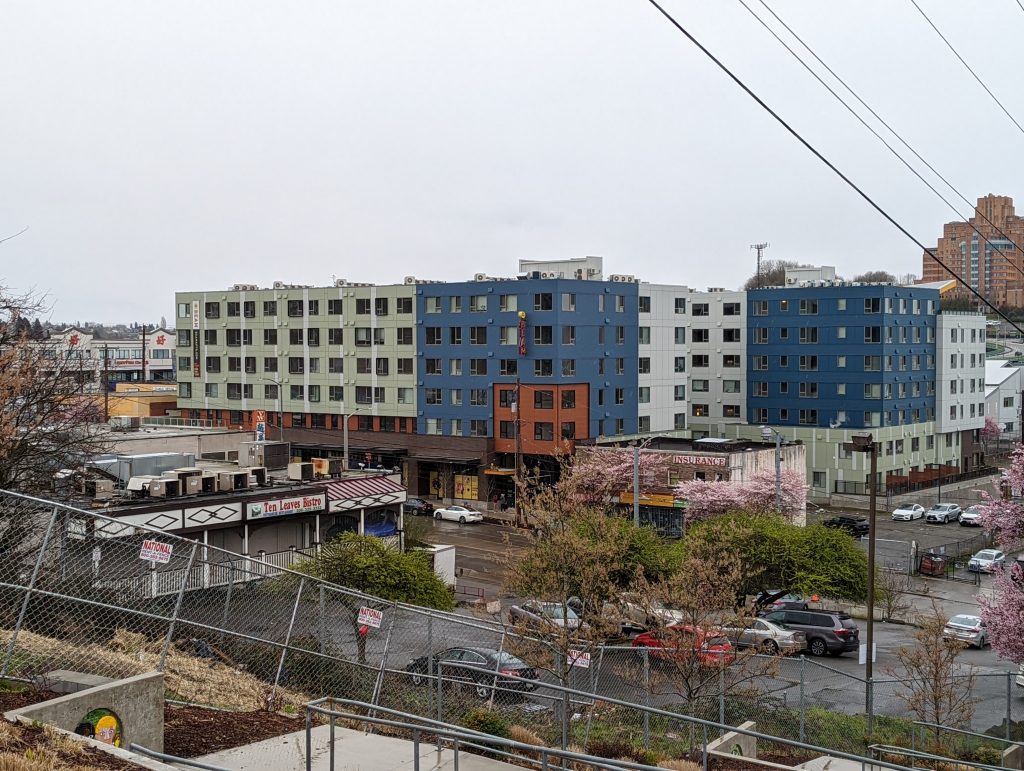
(5, 671, 164, 752)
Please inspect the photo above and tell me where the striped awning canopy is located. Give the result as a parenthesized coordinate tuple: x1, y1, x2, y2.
(320, 475, 407, 513)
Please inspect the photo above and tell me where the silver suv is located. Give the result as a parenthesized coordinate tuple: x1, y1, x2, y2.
(760, 609, 860, 657)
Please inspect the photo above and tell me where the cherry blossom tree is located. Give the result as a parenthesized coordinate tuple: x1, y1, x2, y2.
(977, 445, 1024, 660)
(557, 447, 675, 506)
(981, 414, 1002, 454)
(674, 469, 808, 523)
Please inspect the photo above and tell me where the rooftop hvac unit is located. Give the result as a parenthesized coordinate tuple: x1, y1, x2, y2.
(474, 273, 488, 281)
(288, 462, 314, 482)
(610, 274, 635, 283)
(82, 479, 114, 499)
(242, 466, 268, 486)
(218, 471, 250, 492)
(231, 284, 260, 291)
(404, 276, 417, 285)
(198, 474, 217, 494)
(334, 278, 347, 287)
(149, 478, 181, 498)
(312, 457, 342, 478)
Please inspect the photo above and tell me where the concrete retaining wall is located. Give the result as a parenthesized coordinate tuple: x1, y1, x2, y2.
(5, 670, 164, 752)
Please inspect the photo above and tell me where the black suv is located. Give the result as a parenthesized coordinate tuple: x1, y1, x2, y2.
(822, 515, 869, 537)
(759, 609, 860, 657)
(403, 498, 434, 516)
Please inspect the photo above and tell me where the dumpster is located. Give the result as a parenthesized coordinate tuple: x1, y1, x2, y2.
(919, 553, 949, 577)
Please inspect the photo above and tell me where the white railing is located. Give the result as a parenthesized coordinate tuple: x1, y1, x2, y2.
(140, 417, 228, 429)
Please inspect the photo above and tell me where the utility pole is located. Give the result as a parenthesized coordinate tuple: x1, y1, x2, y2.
(514, 377, 524, 528)
(102, 344, 110, 422)
(751, 242, 770, 289)
(140, 324, 147, 384)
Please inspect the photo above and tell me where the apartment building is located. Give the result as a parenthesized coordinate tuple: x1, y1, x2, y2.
(935, 312, 987, 470)
(43, 326, 176, 392)
(986, 361, 1023, 439)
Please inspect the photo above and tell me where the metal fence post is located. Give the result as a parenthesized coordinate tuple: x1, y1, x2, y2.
(1, 506, 59, 677)
(799, 655, 806, 745)
(305, 707, 312, 771)
(702, 723, 709, 771)
(1008, 671, 1013, 742)
(158, 542, 199, 671)
(718, 659, 725, 736)
(487, 629, 508, 710)
(270, 578, 305, 706)
(319, 586, 326, 655)
(643, 647, 651, 750)
(219, 561, 235, 643)
(369, 602, 400, 719)
(583, 647, 605, 750)
(427, 614, 434, 714)
(866, 676, 874, 738)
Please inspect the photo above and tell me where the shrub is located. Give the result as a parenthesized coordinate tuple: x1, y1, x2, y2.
(463, 707, 511, 739)
(972, 745, 1005, 766)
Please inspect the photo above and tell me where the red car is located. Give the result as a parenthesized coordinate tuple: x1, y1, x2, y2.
(631, 624, 736, 666)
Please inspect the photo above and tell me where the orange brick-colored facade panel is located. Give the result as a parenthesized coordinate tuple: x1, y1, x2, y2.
(492, 383, 590, 455)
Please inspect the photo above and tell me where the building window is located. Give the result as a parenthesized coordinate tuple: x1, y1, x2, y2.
(691, 404, 709, 417)
(722, 355, 740, 368)
(450, 389, 462, 406)
(754, 408, 768, 424)
(615, 388, 625, 405)
(691, 329, 709, 343)
(753, 301, 768, 316)
(799, 409, 817, 425)
(562, 293, 577, 312)
(639, 327, 650, 345)
(692, 355, 709, 368)
(723, 303, 741, 316)
(500, 294, 517, 312)
(450, 359, 462, 376)
(425, 388, 442, 405)
(500, 359, 518, 376)
(534, 326, 553, 345)
(470, 359, 488, 376)
(534, 390, 554, 409)
(425, 297, 441, 313)
(674, 385, 686, 401)
(723, 405, 741, 418)
(470, 389, 488, 407)
(425, 358, 441, 375)
(562, 359, 576, 376)
(397, 387, 412, 404)
(205, 356, 221, 373)
(799, 299, 818, 315)
(674, 413, 687, 429)
(799, 328, 818, 344)
(396, 297, 412, 314)
(469, 419, 488, 437)
(674, 297, 686, 314)
(692, 303, 709, 317)
(692, 379, 709, 392)
(798, 355, 818, 371)
(535, 359, 553, 376)
(561, 326, 576, 345)
(470, 295, 487, 312)
(470, 326, 487, 345)
(864, 356, 881, 371)
(534, 422, 554, 441)
(449, 327, 463, 345)
(450, 296, 462, 313)
(373, 297, 388, 316)
(326, 299, 343, 315)
(376, 358, 389, 376)
(499, 420, 516, 439)
(395, 328, 412, 345)
(639, 357, 651, 374)
(288, 329, 304, 345)
(534, 293, 553, 311)
(425, 328, 441, 345)
(723, 328, 741, 343)
(205, 383, 218, 397)
(753, 356, 768, 371)
(799, 383, 818, 398)
(674, 357, 686, 373)
(356, 298, 371, 314)
(864, 298, 881, 314)
(753, 382, 768, 397)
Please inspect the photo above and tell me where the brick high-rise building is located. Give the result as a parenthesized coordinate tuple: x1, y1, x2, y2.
(921, 194, 1024, 307)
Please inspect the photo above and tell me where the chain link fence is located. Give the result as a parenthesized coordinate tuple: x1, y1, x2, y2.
(0, 489, 1017, 764)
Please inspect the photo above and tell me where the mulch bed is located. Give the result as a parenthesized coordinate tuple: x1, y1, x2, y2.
(0, 688, 59, 712)
(163, 704, 306, 758)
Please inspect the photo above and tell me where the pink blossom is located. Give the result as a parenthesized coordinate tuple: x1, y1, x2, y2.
(979, 564, 1024, 663)
(982, 415, 1002, 441)
(561, 448, 675, 504)
(674, 468, 807, 523)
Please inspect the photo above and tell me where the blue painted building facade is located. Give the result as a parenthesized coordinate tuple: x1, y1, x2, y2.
(414, 278, 639, 442)
(746, 285, 940, 430)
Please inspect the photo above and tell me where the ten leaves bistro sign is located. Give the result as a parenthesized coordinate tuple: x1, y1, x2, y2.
(248, 493, 326, 519)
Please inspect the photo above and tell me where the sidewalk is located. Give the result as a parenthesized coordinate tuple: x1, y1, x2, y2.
(187, 724, 525, 771)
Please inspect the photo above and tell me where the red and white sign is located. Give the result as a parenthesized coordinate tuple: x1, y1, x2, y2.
(248, 493, 326, 519)
(357, 606, 384, 629)
(671, 455, 728, 467)
(139, 539, 173, 564)
(568, 649, 591, 669)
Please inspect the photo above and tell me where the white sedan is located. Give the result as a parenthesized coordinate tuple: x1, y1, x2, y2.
(892, 503, 925, 521)
(968, 549, 1006, 573)
(433, 505, 484, 524)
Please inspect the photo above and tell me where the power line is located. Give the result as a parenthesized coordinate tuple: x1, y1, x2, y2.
(909, 0, 1024, 139)
(739, 0, 1024, 290)
(641, 0, 1024, 337)
(1017, 0, 1024, 15)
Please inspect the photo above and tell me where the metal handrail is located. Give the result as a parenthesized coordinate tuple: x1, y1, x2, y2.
(304, 697, 658, 771)
(870, 743, 1015, 771)
(128, 743, 230, 771)
(407, 661, 920, 771)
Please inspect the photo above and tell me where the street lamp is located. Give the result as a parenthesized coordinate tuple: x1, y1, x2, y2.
(259, 377, 284, 441)
(844, 432, 879, 720)
(760, 426, 784, 512)
(342, 406, 369, 472)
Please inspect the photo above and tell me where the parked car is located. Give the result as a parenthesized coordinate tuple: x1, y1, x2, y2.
(508, 601, 587, 632)
(606, 593, 685, 633)
(759, 609, 860, 657)
(925, 503, 962, 524)
(631, 624, 736, 666)
(942, 615, 989, 648)
(968, 549, 1006, 573)
(891, 503, 925, 521)
(403, 497, 434, 516)
(718, 617, 806, 655)
(433, 505, 484, 524)
(406, 646, 538, 697)
(958, 506, 985, 527)
(822, 515, 870, 536)
(753, 590, 809, 611)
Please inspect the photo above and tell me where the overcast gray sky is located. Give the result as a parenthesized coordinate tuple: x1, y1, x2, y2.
(3, 1, 1022, 323)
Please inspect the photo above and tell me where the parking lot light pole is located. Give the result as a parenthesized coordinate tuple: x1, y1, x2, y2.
(259, 377, 285, 441)
(846, 433, 879, 721)
(342, 407, 369, 472)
